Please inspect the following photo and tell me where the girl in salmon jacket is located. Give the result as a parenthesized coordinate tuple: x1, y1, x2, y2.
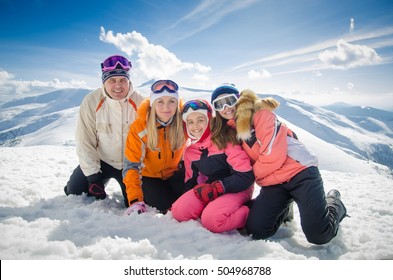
(171, 99, 255, 233)
(212, 84, 347, 245)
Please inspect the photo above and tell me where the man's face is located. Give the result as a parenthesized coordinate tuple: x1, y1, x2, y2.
(104, 76, 130, 100)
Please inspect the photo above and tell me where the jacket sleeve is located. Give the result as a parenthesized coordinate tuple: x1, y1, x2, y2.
(183, 147, 199, 191)
(184, 163, 199, 191)
(252, 110, 288, 181)
(75, 93, 101, 177)
(123, 123, 144, 205)
(220, 144, 255, 193)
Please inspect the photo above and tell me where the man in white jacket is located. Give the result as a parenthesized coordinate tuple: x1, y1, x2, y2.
(64, 55, 145, 207)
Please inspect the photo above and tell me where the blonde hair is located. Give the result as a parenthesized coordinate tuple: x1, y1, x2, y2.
(146, 103, 185, 151)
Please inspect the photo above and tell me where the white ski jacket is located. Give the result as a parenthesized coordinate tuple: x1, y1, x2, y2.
(76, 83, 145, 177)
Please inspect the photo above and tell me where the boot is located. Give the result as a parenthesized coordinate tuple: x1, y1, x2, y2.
(326, 189, 347, 223)
(283, 202, 294, 223)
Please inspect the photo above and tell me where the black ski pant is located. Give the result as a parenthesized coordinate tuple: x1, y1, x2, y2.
(141, 169, 185, 213)
(246, 166, 342, 245)
(64, 160, 128, 207)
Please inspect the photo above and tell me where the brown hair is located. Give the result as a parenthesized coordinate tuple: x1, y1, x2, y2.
(210, 113, 239, 150)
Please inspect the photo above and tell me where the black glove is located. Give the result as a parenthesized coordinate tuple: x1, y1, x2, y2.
(87, 173, 107, 199)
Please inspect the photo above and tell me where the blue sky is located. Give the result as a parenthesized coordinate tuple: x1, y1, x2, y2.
(1, 0, 393, 109)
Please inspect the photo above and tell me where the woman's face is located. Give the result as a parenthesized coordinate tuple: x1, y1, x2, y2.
(104, 76, 130, 100)
(154, 96, 178, 123)
(216, 94, 237, 120)
(185, 112, 208, 139)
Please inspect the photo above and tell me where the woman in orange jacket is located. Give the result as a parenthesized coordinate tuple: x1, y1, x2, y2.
(123, 80, 186, 214)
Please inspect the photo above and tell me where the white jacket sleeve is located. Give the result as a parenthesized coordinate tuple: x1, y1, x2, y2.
(76, 92, 101, 177)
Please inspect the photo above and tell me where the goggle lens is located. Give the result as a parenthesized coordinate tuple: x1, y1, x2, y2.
(182, 100, 212, 114)
(212, 94, 238, 111)
(101, 55, 132, 71)
(151, 80, 179, 93)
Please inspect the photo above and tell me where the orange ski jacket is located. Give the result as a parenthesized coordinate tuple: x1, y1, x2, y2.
(123, 99, 186, 204)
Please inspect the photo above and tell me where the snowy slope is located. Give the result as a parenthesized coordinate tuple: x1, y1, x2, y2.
(0, 88, 90, 146)
(0, 144, 392, 260)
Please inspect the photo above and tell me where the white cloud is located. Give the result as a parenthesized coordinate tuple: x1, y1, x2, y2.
(350, 18, 355, 33)
(99, 27, 211, 81)
(0, 69, 88, 95)
(248, 69, 271, 79)
(232, 26, 393, 74)
(314, 70, 322, 77)
(29, 78, 88, 89)
(318, 39, 382, 69)
(192, 73, 209, 82)
(0, 69, 14, 81)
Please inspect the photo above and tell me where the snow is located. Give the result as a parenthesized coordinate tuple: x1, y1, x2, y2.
(1, 135, 393, 261)
(1, 89, 392, 278)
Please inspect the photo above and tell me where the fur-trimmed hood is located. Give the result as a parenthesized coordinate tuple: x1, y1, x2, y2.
(235, 89, 280, 141)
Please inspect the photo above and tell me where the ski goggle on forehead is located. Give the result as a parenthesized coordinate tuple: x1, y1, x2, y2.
(212, 94, 239, 111)
(182, 100, 212, 114)
(101, 55, 132, 71)
(151, 80, 179, 93)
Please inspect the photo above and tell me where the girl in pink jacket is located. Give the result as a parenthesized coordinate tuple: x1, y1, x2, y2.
(210, 84, 347, 245)
(171, 100, 254, 233)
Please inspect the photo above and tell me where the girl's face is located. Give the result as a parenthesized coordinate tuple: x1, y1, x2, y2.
(217, 104, 236, 120)
(154, 96, 178, 123)
(104, 76, 130, 100)
(186, 112, 208, 139)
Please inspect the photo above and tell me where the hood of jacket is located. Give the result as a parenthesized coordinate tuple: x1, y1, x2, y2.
(235, 89, 280, 141)
(235, 89, 258, 141)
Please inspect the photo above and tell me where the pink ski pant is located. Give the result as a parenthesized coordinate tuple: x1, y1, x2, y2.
(171, 187, 253, 233)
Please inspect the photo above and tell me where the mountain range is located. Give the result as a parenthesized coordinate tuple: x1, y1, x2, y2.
(0, 84, 392, 175)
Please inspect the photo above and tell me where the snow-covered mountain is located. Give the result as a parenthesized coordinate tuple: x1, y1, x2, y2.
(267, 95, 393, 174)
(0, 88, 90, 146)
(1, 85, 393, 260)
(1, 85, 392, 175)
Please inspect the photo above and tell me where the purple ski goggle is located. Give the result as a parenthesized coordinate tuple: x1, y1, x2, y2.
(101, 55, 132, 71)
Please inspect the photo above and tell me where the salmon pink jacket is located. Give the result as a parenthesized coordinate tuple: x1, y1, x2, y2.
(235, 90, 318, 187)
